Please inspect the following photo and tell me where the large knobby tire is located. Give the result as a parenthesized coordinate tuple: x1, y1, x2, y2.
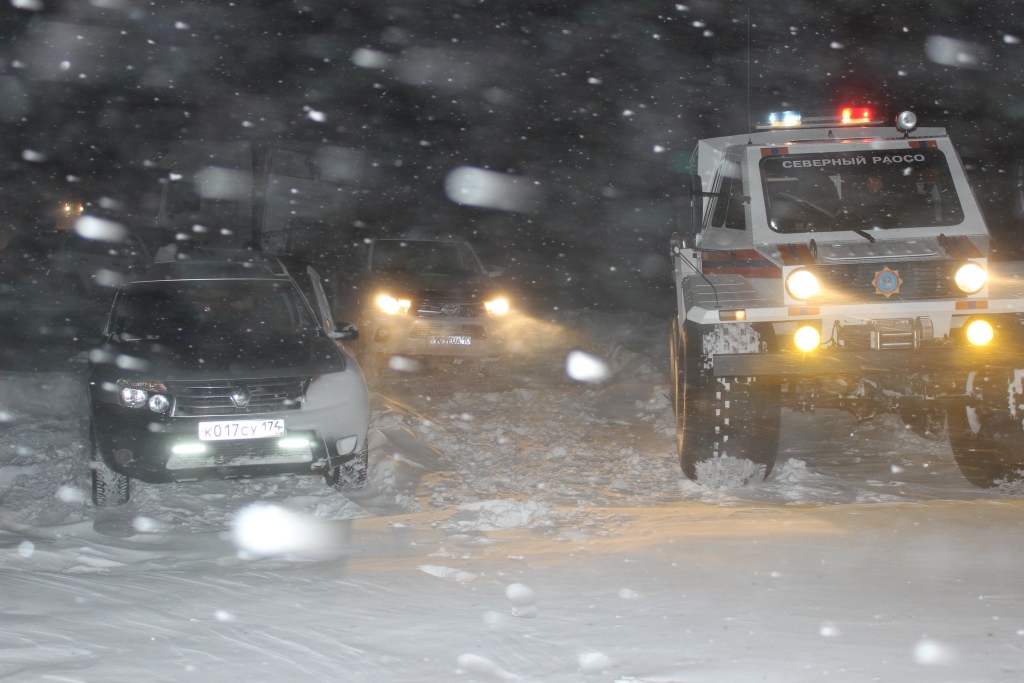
(674, 321, 781, 486)
(325, 443, 369, 491)
(949, 369, 1024, 488)
(92, 458, 131, 506)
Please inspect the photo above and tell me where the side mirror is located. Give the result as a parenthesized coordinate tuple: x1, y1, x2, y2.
(331, 322, 359, 342)
(678, 173, 704, 248)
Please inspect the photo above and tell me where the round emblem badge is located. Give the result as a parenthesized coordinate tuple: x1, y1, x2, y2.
(872, 267, 903, 298)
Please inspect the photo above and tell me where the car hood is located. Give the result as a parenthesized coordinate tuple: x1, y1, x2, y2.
(92, 334, 346, 380)
(369, 272, 500, 298)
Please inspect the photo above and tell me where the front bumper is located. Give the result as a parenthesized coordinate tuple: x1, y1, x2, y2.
(363, 313, 509, 358)
(89, 370, 369, 484)
(712, 344, 1024, 377)
(91, 403, 367, 483)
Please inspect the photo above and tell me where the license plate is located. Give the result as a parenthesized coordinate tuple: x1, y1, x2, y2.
(429, 336, 472, 346)
(198, 419, 285, 441)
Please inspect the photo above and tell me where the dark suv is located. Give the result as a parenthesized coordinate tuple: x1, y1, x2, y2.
(357, 235, 511, 374)
(87, 253, 368, 506)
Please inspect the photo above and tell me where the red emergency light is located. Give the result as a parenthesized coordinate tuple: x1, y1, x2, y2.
(840, 107, 873, 124)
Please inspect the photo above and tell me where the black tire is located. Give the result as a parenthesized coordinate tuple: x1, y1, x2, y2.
(670, 319, 681, 419)
(325, 443, 369, 491)
(92, 458, 131, 506)
(898, 401, 948, 442)
(675, 321, 780, 485)
(949, 369, 1024, 488)
(90, 425, 131, 507)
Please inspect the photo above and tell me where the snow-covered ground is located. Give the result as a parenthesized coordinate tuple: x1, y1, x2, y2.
(3, 309, 1024, 682)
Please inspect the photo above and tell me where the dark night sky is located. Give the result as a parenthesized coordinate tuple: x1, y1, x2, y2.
(3, 0, 1024, 311)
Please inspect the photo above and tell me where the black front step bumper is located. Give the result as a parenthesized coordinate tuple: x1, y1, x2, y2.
(712, 345, 1024, 377)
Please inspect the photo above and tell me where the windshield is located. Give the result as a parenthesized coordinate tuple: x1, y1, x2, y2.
(761, 149, 965, 233)
(371, 240, 483, 276)
(114, 279, 318, 342)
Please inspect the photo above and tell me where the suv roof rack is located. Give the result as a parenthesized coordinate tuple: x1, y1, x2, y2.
(137, 256, 287, 281)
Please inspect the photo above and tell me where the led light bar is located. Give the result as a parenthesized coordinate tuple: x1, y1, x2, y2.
(756, 106, 885, 130)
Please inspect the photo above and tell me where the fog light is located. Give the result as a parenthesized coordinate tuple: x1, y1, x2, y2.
(172, 443, 206, 455)
(114, 448, 133, 465)
(794, 325, 821, 352)
(336, 436, 358, 456)
(278, 437, 310, 449)
(148, 394, 170, 413)
(966, 319, 994, 346)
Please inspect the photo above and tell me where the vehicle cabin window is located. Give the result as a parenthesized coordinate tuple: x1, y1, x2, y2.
(760, 148, 965, 233)
(371, 241, 483, 276)
(115, 279, 318, 342)
(709, 160, 746, 230)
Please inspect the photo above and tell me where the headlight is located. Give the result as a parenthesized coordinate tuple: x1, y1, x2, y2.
(786, 269, 819, 300)
(966, 319, 994, 346)
(376, 294, 411, 315)
(116, 380, 167, 409)
(954, 263, 987, 294)
(484, 298, 509, 315)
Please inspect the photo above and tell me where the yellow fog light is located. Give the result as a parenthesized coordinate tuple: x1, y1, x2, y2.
(965, 319, 994, 346)
(954, 263, 987, 294)
(376, 294, 411, 315)
(786, 269, 819, 300)
(794, 325, 821, 352)
(484, 298, 509, 315)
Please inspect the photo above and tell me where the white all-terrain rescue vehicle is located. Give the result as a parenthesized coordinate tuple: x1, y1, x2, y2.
(671, 107, 1024, 488)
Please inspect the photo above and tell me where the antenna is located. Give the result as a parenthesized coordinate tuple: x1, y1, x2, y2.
(746, 3, 752, 142)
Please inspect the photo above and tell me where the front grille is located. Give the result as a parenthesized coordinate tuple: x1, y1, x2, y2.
(416, 298, 484, 317)
(167, 378, 308, 417)
(806, 259, 965, 303)
(166, 437, 315, 470)
(408, 323, 487, 340)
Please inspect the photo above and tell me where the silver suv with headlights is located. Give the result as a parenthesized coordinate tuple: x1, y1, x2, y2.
(671, 108, 1024, 489)
(87, 252, 368, 506)
(357, 235, 511, 374)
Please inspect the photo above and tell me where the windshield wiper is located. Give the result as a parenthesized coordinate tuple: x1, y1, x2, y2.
(852, 228, 876, 243)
